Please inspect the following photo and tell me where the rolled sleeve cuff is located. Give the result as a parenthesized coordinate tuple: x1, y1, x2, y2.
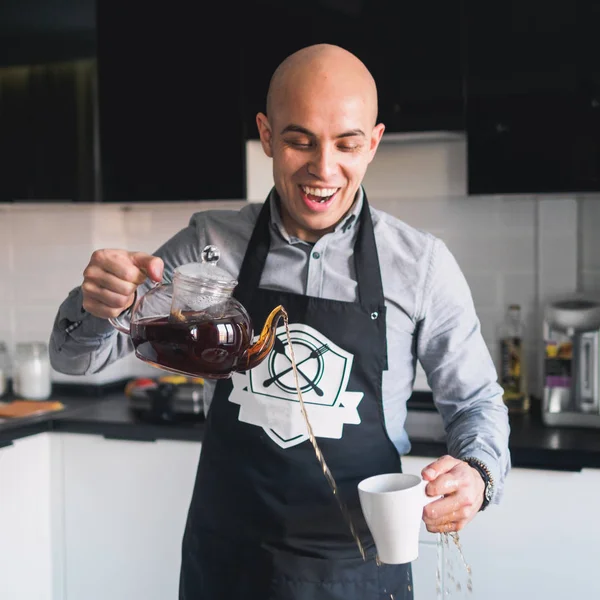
(57, 287, 118, 339)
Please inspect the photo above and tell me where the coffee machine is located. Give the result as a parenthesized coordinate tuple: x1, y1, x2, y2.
(542, 296, 600, 428)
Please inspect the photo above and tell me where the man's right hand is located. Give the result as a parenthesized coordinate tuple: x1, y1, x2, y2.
(81, 249, 164, 319)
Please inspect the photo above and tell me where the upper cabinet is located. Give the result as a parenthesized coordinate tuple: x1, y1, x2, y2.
(2, 0, 600, 201)
(0, 59, 97, 203)
(572, 0, 600, 191)
(241, 0, 464, 139)
(466, 0, 600, 195)
(0, 0, 96, 67)
(358, 1, 464, 135)
(96, 4, 246, 202)
(0, 0, 96, 203)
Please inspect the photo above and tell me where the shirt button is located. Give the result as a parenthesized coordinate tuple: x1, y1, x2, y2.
(312, 251, 321, 259)
(371, 312, 378, 320)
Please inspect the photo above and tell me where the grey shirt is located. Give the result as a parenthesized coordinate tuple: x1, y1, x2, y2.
(50, 187, 511, 503)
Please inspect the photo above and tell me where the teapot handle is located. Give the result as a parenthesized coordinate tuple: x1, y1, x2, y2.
(108, 281, 168, 335)
(109, 312, 132, 335)
(108, 295, 136, 335)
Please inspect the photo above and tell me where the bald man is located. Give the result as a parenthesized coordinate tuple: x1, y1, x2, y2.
(50, 44, 510, 599)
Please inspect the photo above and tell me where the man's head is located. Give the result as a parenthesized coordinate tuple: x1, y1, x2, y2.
(256, 44, 385, 242)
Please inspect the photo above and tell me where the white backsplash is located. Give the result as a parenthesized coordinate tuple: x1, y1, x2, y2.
(1, 137, 599, 397)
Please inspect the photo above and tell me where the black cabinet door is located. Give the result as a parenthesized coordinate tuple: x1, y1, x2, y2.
(241, 0, 464, 140)
(359, 1, 465, 134)
(97, 4, 245, 202)
(573, 0, 600, 191)
(466, 0, 579, 195)
(240, 0, 359, 140)
(0, 60, 96, 202)
(0, 0, 96, 202)
(0, 0, 96, 67)
(467, 94, 577, 195)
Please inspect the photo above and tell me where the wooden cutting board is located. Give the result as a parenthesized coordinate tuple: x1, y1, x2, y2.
(0, 400, 65, 419)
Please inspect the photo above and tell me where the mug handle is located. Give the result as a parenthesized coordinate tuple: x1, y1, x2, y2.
(419, 478, 444, 506)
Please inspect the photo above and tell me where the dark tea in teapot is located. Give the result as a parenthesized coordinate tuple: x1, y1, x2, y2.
(109, 245, 287, 379)
(130, 311, 251, 379)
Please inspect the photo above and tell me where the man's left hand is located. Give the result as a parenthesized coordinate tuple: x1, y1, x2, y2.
(420, 455, 484, 533)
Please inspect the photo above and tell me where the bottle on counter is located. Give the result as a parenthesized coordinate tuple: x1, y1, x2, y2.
(498, 304, 530, 413)
(13, 342, 52, 401)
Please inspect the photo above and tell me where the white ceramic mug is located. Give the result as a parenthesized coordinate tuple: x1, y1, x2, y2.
(358, 473, 437, 564)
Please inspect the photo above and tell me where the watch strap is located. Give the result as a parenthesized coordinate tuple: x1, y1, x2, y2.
(460, 456, 494, 511)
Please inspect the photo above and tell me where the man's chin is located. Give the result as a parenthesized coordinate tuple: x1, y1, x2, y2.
(282, 201, 348, 240)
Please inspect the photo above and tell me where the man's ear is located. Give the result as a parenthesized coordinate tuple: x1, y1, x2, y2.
(367, 122, 386, 163)
(256, 113, 274, 158)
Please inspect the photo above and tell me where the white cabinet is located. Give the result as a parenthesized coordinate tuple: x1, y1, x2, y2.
(401, 455, 445, 599)
(458, 466, 600, 600)
(412, 542, 442, 600)
(405, 454, 600, 599)
(3, 433, 600, 600)
(0, 433, 55, 600)
(60, 433, 201, 600)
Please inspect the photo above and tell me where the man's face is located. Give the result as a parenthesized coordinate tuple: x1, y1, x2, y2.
(257, 85, 384, 242)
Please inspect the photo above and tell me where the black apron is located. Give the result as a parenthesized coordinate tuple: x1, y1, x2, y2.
(180, 193, 413, 600)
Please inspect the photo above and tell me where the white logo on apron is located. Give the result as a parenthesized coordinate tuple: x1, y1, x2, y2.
(229, 323, 364, 449)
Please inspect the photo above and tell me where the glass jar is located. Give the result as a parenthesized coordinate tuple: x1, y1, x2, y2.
(0, 342, 9, 397)
(13, 342, 52, 400)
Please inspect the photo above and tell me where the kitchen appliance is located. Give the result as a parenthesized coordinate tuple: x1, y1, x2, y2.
(542, 296, 600, 428)
(126, 376, 205, 423)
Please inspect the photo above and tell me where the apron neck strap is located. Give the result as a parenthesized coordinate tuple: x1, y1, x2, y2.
(353, 193, 384, 310)
(235, 189, 385, 310)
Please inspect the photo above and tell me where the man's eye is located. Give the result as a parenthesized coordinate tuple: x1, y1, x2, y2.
(286, 140, 311, 148)
(340, 144, 360, 151)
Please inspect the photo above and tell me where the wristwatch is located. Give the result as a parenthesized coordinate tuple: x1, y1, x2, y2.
(460, 456, 494, 511)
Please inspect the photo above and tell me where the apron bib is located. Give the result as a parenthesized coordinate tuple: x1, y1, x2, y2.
(180, 193, 413, 599)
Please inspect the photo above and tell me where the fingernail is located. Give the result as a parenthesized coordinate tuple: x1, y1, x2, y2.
(423, 469, 436, 479)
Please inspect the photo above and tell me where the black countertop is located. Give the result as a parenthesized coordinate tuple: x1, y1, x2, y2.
(0, 393, 206, 447)
(1, 390, 600, 472)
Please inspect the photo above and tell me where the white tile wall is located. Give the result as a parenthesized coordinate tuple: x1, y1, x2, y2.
(2, 138, 600, 396)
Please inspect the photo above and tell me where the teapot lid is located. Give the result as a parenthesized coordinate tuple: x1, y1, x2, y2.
(175, 245, 237, 287)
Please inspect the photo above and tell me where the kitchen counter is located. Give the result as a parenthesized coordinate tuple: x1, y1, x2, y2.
(0, 392, 206, 448)
(1, 389, 600, 471)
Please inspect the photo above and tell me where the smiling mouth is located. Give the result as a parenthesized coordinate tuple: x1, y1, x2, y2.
(300, 185, 340, 203)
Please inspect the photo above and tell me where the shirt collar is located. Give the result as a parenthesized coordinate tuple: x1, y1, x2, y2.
(268, 186, 363, 245)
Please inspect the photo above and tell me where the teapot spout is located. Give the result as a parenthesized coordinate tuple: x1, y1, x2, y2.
(240, 305, 287, 371)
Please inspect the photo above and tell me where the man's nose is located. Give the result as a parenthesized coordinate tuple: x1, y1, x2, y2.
(307, 146, 336, 180)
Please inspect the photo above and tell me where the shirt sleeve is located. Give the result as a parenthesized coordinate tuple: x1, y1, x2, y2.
(415, 238, 511, 504)
(49, 215, 204, 376)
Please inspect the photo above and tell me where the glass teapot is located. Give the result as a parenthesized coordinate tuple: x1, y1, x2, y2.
(109, 245, 286, 379)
